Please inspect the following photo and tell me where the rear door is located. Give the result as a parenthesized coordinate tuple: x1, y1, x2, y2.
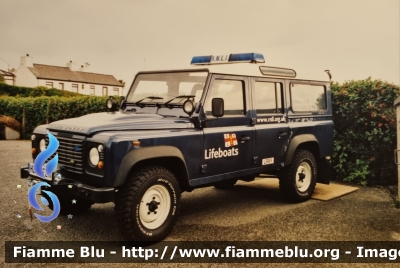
(251, 77, 290, 170)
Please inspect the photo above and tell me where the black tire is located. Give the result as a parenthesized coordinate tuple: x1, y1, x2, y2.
(115, 166, 181, 241)
(42, 192, 92, 215)
(278, 149, 317, 203)
(213, 179, 237, 189)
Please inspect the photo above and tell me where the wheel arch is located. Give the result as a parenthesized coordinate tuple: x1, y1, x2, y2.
(114, 146, 190, 190)
(284, 134, 320, 166)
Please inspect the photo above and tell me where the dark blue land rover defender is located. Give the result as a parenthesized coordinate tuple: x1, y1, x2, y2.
(21, 53, 333, 241)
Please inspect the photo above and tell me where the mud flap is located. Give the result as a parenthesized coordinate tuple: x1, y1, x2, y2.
(317, 158, 334, 184)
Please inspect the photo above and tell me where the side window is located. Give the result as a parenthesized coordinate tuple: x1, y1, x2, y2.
(254, 81, 283, 114)
(291, 84, 326, 112)
(205, 79, 245, 116)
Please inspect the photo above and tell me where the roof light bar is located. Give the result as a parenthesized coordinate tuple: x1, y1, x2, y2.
(191, 53, 265, 65)
(259, 66, 297, 78)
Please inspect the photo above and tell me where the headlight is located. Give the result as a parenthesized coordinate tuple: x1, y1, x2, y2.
(89, 147, 100, 166)
(39, 139, 46, 152)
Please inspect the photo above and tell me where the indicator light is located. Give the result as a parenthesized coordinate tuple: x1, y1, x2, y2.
(97, 161, 104, 169)
(133, 141, 140, 147)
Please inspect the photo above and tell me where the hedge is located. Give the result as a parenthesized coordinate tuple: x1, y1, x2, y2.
(1, 78, 399, 186)
(331, 77, 399, 186)
(0, 83, 81, 97)
(0, 96, 109, 139)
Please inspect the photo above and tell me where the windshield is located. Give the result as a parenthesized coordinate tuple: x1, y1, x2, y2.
(127, 71, 208, 105)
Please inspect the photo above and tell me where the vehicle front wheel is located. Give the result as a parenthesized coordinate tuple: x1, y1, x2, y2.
(115, 166, 181, 241)
(278, 149, 317, 203)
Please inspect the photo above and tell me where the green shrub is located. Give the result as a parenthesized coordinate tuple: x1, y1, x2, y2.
(0, 96, 109, 139)
(331, 77, 399, 186)
(0, 83, 81, 97)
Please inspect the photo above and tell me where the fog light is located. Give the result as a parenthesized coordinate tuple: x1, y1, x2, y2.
(106, 96, 118, 111)
(97, 161, 104, 169)
(183, 100, 195, 115)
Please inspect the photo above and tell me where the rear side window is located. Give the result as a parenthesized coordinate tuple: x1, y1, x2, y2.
(290, 84, 326, 112)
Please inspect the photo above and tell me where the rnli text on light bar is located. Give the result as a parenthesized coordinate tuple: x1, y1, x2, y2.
(191, 53, 265, 65)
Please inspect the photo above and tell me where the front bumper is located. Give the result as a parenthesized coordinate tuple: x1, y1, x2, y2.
(20, 166, 115, 203)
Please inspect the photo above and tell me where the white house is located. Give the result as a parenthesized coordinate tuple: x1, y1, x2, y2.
(0, 69, 16, 85)
(14, 55, 124, 96)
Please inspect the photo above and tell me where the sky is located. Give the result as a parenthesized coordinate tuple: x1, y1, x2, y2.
(0, 0, 399, 87)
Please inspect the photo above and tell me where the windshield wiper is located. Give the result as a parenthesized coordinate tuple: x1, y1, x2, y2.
(134, 96, 164, 107)
(164, 95, 195, 108)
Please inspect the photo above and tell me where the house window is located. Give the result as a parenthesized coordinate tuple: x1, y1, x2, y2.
(90, 85, 95, 95)
(72, 84, 78, 93)
(102, 87, 108, 96)
(59, 83, 64, 90)
(45, 82, 53, 88)
(113, 87, 119, 95)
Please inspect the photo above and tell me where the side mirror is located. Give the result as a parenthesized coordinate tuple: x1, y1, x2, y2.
(212, 98, 224, 117)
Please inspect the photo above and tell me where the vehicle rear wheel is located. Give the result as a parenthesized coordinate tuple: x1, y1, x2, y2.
(278, 149, 317, 202)
(214, 179, 237, 189)
(115, 166, 180, 241)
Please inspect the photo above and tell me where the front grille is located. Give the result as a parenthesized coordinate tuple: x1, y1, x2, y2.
(46, 135, 85, 174)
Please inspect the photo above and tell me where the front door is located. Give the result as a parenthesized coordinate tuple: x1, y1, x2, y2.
(201, 75, 254, 177)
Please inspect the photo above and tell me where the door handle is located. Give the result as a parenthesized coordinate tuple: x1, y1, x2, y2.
(278, 132, 288, 139)
(239, 136, 251, 142)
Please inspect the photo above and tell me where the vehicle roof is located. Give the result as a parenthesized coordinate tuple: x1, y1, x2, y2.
(139, 63, 330, 83)
(194, 63, 329, 82)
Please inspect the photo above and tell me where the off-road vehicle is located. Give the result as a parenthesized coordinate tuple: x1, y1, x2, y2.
(21, 52, 334, 241)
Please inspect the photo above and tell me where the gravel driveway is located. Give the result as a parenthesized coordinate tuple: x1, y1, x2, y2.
(0, 140, 399, 268)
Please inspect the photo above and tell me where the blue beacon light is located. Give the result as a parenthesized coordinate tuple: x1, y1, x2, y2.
(190, 55, 212, 65)
(191, 53, 265, 65)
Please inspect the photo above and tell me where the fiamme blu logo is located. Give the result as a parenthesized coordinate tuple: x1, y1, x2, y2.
(27, 131, 61, 222)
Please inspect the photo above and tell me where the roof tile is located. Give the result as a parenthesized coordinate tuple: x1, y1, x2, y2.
(28, 64, 123, 87)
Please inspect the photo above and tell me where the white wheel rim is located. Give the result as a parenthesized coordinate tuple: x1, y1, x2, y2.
(296, 161, 312, 192)
(139, 184, 171, 229)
